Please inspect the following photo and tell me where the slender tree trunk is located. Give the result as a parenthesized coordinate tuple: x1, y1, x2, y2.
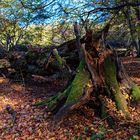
(134, 5, 140, 56)
(123, 5, 140, 56)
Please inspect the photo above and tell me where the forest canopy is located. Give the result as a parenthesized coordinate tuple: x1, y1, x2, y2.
(0, 0, 140, 55)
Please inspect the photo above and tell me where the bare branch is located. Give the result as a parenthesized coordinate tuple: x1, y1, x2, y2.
(87, 2, 140, 14)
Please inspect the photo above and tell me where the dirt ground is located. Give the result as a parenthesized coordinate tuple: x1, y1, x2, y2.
(0, 57, 140, 140)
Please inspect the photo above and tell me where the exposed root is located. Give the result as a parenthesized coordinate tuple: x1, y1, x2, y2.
(104, 55, 130, 118)
(33, 86, 71, 111)
(131, 84, 140, 104)
(54, 79, 93, 123)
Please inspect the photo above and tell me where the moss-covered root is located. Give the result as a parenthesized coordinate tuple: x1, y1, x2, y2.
(131, 84, 140, 104)
(33, 85, 71, 111)
(54, 59, 92, 121)
(104, 56, 130, 118)
(34, 59, 91, 115)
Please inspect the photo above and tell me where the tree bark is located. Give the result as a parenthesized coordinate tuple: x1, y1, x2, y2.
(123, 5, 140, 56)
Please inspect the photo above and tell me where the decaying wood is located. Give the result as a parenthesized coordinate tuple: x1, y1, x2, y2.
(43, 23, 140, 124)
(74, 22, 83, 59)
(1, 21, 140, 125)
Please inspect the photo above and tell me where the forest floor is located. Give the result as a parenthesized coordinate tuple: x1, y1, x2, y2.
(0, 57, 140, 140)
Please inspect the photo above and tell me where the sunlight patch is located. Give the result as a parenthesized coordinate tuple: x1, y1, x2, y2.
(0, 96, 18, 111)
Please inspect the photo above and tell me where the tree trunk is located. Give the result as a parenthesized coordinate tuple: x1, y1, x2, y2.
(123, 5, 140, 57)
(34, 24, 140, 124)
(134, 5, 140, 56)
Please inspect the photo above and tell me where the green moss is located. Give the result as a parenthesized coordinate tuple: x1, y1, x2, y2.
(131, 84, 140, 103)
(53, 48, 64, 67)
(33, 94, 58, 107)
(65, 59, 90, 104)
(104, 57, 118, 90)
(104, 57, 130, 117)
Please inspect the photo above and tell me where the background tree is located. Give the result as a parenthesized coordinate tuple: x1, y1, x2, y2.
(0, 0, 35, 50)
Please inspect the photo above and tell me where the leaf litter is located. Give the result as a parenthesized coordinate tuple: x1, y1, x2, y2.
(0, 57, 140, 140)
